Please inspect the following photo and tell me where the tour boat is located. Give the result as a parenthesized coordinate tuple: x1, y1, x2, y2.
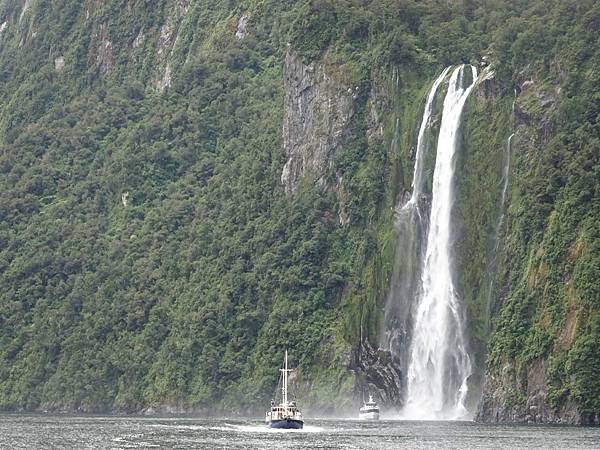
(265, 351, 304, 429)
(359, 395, 380, 420)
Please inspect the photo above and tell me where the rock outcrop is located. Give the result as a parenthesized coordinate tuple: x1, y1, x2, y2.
(475, 70, 600, 426)
(351, 339, 404, 408)
(96, 22, 114, 75)
(477, 356, 594, 424)
(154, 0, 191, 92)
(281, 47, 354, 196)
(235, 15, 248, 40)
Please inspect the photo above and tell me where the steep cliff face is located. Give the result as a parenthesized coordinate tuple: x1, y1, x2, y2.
(476, 68, 600, 425)
(366, 26, 600, 422)
(0, 0, 393, 414)
(450, 70, 513, 413)
(281, 47, 354, 196)
(0, 0, 598, 421)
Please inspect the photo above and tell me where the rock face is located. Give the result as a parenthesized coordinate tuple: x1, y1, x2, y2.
(281, 47, 354, 195)
(365, 79, 390, 144)
(235, 15, 248, 40)
(54, 56, 65, 72)
(351, 340, 404, 407)
(154, 0, 191, 92)
(474, 77, 546, 424)
(474, 71, 600, 426)
(19, 0, 31, 22)
(96, 23, 114, 75)
(477, 358, 584, 424)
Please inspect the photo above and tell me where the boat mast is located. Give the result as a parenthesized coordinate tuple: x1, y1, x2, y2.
(280, 350, 291, 416)
(284, 351, 288, 415)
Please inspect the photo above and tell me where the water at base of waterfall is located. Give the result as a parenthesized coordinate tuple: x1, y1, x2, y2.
(1, 414, 599, 449)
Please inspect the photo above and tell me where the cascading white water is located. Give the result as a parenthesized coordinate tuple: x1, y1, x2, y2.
(380, 67, 450, 362)
(402, 65, 478, 420)
(406, 66, 451, 209)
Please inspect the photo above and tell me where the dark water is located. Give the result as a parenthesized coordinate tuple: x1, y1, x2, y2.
(1, 414, 599, 449)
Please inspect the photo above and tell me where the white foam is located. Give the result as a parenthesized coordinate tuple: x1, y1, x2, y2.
(211, 423, 324, 433)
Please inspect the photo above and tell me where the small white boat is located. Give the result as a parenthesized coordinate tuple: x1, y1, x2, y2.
(265, 351, 304, 429)
(359, 395, 380, 420)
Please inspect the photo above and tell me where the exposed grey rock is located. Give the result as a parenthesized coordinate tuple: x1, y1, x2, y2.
(96, 23, 114, 75)
(54, 56, 65, 72)
(157, 23, 173, 56)
(281, 47, 354, 196)
(521, 79, 534, 90)
(350, 339, 404, 408)
(477, 357, 583, 424)
(235, 15, 248, 40)
(537, 92, 555, 107)
(154, 0, 190, 91)
(334, 174, 350, 226)
(19, 0, 31, 22)
(156, 63, 172, 92)
(132, 29, 144, 48)
(366, 80, 390, 143)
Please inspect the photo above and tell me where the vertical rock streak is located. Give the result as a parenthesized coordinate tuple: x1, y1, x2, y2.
(498, 133, 514, 234)
(380, 68, 450, 367)
(403, 65, 478, 420)
(484, 132, 514, 331)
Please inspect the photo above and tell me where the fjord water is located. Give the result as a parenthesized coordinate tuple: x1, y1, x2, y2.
(403, 65, 478, 420)
(1, 414, 599, 449)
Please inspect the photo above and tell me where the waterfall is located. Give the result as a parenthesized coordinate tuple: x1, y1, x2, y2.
(407, 66, 451, 209)
(497, 133, 514, 242)
(484, 132, 514, 331)
(402, 65, 478, 420)
(380, 67, 450, 366)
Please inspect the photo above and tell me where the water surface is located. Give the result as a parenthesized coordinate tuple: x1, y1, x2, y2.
(1, 414, 599, 449)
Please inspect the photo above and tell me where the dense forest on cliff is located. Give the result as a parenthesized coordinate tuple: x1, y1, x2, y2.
(0, 0, 598, 422)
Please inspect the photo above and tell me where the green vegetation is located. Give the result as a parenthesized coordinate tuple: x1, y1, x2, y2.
(0, 0, 598, 421)
(479, 1, 600, 420)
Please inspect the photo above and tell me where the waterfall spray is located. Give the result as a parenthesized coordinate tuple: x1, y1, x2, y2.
(402, 65, 479, 420)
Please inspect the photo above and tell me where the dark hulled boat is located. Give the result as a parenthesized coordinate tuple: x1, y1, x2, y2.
(264, 351, 304, 429)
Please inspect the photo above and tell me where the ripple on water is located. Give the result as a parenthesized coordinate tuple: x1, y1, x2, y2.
(111, 434, 160, 449)
(1, 415, 600, 450)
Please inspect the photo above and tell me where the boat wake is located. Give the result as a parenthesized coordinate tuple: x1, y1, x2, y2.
(211, 423, 324, 433)
(111, 434, 160, 448)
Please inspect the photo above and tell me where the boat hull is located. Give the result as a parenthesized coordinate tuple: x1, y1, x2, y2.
(269, 418, 304, 429)
(358, 411, 380, 420)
